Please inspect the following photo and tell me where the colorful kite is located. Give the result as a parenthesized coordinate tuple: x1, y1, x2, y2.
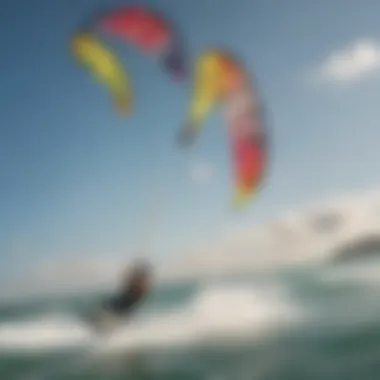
(70, 32, 131, 114)
(179, 50, 267, 208)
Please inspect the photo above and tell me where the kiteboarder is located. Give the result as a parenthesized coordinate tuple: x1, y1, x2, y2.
(87, 260, 153, 331)
(105, 260, 152, 316)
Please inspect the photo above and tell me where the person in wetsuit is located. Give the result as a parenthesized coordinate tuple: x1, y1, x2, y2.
(103, 260, 152, 317)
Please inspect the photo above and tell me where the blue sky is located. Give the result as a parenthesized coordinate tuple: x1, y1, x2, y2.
(3, 0, 380, 277)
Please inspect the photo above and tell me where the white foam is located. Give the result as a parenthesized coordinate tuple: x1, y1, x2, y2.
(0, 314, 92, 351)
(0, 284, 302, 354)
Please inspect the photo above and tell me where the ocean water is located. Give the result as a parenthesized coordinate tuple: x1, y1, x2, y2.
(1, 257, 380, 380)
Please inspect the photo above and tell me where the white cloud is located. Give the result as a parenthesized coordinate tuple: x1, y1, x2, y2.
(163, 187, 380, 281)
(318, 39, 380, 83)
(189, 161, 215, 184)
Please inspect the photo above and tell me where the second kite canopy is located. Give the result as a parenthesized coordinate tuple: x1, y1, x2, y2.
(180, 50, 267, 209)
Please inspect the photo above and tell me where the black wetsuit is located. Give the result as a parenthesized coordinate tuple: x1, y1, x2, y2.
(104, 285, 145, 316)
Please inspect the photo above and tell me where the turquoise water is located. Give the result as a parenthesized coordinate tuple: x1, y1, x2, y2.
(1, 259, 380, 380)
